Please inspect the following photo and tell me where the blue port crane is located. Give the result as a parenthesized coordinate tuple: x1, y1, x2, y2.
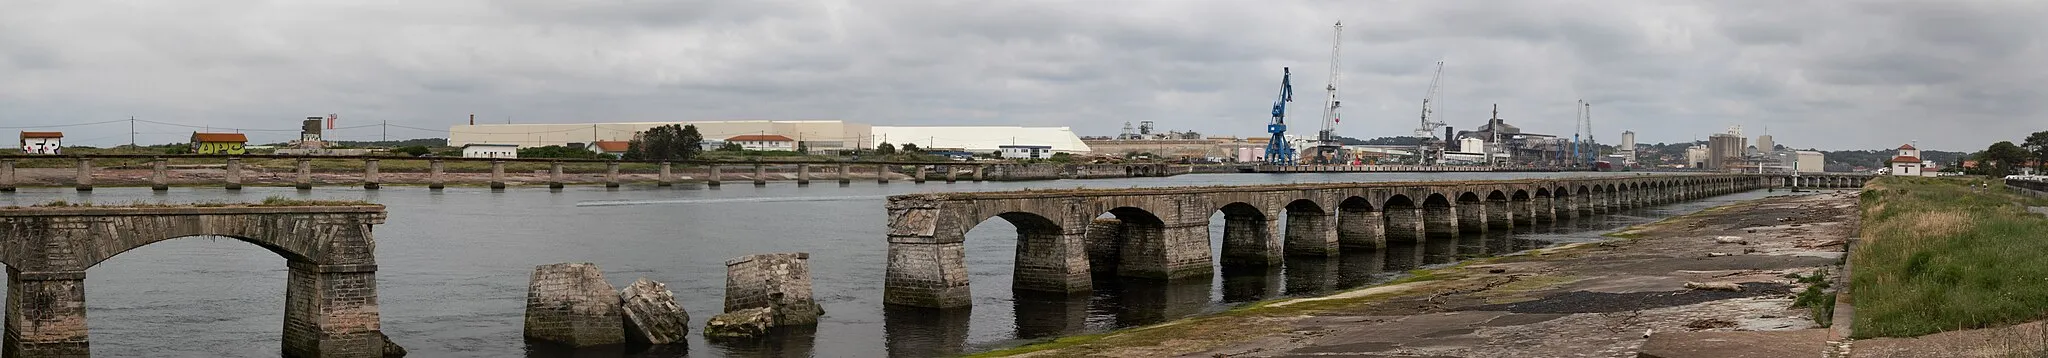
(1266, 67, 1296, 165)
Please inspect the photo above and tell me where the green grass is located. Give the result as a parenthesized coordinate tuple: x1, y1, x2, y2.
(1852, 176, 2048, 338)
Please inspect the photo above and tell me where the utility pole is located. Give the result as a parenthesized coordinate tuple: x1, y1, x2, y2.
(382, 120, 388, 142)
(129, 116, 136, 148)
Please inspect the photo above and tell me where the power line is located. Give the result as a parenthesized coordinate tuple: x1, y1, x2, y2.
(0, 119, 129, 129)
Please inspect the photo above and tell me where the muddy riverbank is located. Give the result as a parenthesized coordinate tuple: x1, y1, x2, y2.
(979, 191, 1858, 357)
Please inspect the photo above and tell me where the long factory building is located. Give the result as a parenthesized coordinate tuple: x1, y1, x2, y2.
(446, 120, 1092, 153)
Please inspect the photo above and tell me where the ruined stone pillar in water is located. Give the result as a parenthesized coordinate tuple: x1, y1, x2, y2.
(150, 159, 169, 191)
(3, 270, 89, 357)
(973, 165, 986, 181)
(877, 164, 890, 184)
(707, 165, 722, 187)
(796, 164, 811, 185)
(295, 158, 312, 189)
(523, 263, 624, 347)
(548, 162, 564, 189)
(361, 159, 380, 190)
(282, 261, 388, 357)
(223, 157, 244, 190)
(657, 162, 673, 186)
(489, 160, 505, 189)
(74, 158, 92, 191)
(428, 160, 445, 190)
(837, 163, 851, 184)
(944, 165, 957, 183)
(604, 162, 619, 188)
(753, 164, 767, 186)
(722, 253, 826, 325)
(0, 159, 14, 192)
(913, 165, 927, 183)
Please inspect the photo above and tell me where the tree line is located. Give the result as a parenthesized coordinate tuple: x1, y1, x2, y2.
(1960, 131, 2048, 176)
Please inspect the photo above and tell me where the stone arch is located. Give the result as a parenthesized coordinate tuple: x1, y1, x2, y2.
(1283, 199, 1337, 257)
(1507, 189, 1534, 226)
(1448, 192, 1482, 235)
(1091, 206, 1182, 279)
(1214, 202, 1276, 267)
(0, 206, 391, 357)
(1336, 197, 1382, 251)
(979, 211, 1093, 293)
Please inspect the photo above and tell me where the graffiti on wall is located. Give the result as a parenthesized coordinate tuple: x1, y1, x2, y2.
(194, 141, 246, 155)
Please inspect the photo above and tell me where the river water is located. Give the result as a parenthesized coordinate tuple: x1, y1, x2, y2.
(0, 172, 1765, 357)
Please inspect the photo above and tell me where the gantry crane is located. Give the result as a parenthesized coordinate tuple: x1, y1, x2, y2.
(1414, 60, 1447, 164)
(1307, 21, 1347, 165)
(1265, 67, 1296, 165)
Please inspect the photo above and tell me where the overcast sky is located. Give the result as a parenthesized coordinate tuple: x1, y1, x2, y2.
(3, 0, 2042, 151)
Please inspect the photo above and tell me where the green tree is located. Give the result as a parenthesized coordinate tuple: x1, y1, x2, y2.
(392, 145, 430, 157)
(1977, 141, 2031, 176)
(900, 143, 921, 153)
(2023, 131, 2048, 171)
(719, 142, 744, 152)
(796, 141, 810, 154)
(877, 142, 897, 155)
(622, 141, 643, 160)
(678, 125, 704, 160)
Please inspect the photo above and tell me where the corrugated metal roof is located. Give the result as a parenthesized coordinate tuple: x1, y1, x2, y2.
(726, 134, 795, 142)
(871, 126, 1091, 152)
(190, 132, 247, 143)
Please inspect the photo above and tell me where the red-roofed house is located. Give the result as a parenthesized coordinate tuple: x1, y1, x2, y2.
(1887, 143, 1929, 176)
(726, 134, 797, 151)
(191, 132, 249, 154)
(590, 140, 631, 156)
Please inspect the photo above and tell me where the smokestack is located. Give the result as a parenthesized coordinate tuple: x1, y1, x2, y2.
(469, 114, 475, 126)
(1445, 126, 1456, 151)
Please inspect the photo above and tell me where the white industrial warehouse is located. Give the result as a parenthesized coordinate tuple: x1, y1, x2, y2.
(446, 120, 1091, 153)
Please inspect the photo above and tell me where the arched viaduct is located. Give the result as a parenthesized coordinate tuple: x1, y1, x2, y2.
(884, 174, 1775, 308)
(0, 205, 391, 358)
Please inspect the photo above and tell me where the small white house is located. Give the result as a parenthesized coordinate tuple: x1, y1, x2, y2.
(725, 135, 797, 151)
(461, 143, 519, 158)
(1887, 143, 1931, 177)
(1001, 145, 1053, 159)
(19, 131, 61, 155)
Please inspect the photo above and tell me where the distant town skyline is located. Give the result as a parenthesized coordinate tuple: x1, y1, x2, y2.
(3, 1, 2041, 151)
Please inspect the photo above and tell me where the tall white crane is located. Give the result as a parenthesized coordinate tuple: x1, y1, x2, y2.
(1414, 60, 1447, 164)
(1309, 21, 1347, 164)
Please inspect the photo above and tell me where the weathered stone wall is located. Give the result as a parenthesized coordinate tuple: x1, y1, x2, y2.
(1336, 210, 1383, 250)
(524, 263, 624, 347)
(619, 278, 690, 345)
(1486, 201, 1513, 229)
(1426, 205, 1460, 237)
(1083, 219, 1123, 274)
(1384, 208, 1425, 243)
(1283, 210, 1337, 256)
(723, 253, 823, 326)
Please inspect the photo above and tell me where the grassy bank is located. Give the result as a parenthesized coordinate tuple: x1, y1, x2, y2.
(1852, 176, 2048, 338)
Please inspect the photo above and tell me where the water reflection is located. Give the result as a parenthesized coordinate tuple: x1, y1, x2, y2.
(1013, 291, 1089, 340)
(1423, 235, 1458, 264)
(1385, 241, 1424, 271)
(1105, 277, 1213, 327)
(1336, 251, 1386, 288)
(1282, 256, 1340, 296)
(1220, 265, 1283, 303)
(884, 305, 971, 358)
(1455, 233, 1487, 259)
(706, 325, 816, 358)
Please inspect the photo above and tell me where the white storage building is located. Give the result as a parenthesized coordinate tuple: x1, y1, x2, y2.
(869, 126, 1091, 154)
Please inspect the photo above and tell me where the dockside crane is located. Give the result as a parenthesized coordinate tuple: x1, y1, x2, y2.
(1414, 60, 1447, 164)
(1308, 21, 1347, 165)
(1265, 67, 1296, 165)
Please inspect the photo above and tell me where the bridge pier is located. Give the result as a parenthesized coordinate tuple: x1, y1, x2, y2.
(4, 269, 89, 357)
(1532, 196, 1555, 223)
(1485, 201, 1512, 230)
(604, 162, 619, 188)
(877, 164, 890, 184)
(74, 158, 92, 191)
(797, 164, 811, 185)
(296, 159, 312, 190)
(283, 261, 386, 358)
(914, 165, 927, 184)
(1588, 192, 1607, 215)
(1218, 214, 1281, 267)
(753, 164, 768, 186)
(973, 165, 986, 182)
(1384, 206, 1426, 244)
(428, 160, 445, 190)
(838, 163, 851, 185)
(362, 159, 379, 190)
(489, 161, 506, 189)
(1455, 202, 1486, 234)
(0, 159, 13, 192)
(1424, 205, 1459, 238)
(707, 165, 722, 187)
(1509, 200, 1533, 226)
(657, 162, 673, 187)
(1283, 209, 1338, 257)
(224, 157, 243, 190)
(548, 162, 565, 189)
(1014, 222, 1092, 294)
(1336, 208, 1385, 251)
(944, 165, 957, 183)
(151, 159, 169, 191)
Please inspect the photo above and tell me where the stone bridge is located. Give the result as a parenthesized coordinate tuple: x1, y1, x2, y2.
(1777, 173, 1873, 188)
(0, 205, 390, 358)
(883, 174, 1773, 308)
